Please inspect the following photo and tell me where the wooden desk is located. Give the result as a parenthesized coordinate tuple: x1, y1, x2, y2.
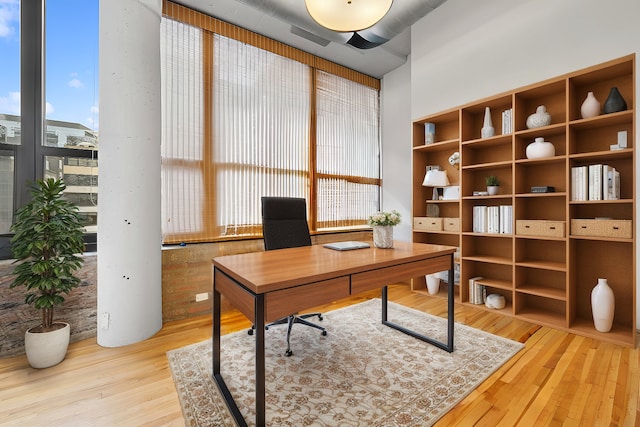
(212, 241, 456, 427)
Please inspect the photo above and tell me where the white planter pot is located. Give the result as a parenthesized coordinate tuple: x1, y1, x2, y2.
(425, 274, 440, 295)
(25, 322, 70, 369)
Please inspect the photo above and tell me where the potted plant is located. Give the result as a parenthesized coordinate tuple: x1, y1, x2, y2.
(485, 175, 499, 195)
(367, 210, 401, 249)
(10, 178, 85, 368)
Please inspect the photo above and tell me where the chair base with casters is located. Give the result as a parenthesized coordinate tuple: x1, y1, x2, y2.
(248, 312, 327, 356)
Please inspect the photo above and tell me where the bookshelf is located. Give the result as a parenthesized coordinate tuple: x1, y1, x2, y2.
(411, 55, 636, 347)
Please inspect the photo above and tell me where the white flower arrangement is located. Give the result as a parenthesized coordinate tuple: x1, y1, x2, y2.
(367, 210, 401, 227)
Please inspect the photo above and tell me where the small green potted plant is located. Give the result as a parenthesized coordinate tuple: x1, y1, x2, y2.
(485, 175, 499, 195)
(10, 178, 85, 368)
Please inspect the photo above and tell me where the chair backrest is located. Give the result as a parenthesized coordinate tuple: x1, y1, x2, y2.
(261, 197, 312, 251)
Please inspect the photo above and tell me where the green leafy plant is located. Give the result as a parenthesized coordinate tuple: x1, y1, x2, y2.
(485, 175, 499, 186)
(10, 178, 85, 332)
(367, 210, 402, 227)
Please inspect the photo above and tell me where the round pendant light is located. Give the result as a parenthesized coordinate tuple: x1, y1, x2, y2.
(305, 0, 393, 33)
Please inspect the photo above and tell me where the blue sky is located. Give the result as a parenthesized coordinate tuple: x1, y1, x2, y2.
(0, 0, 99, 131)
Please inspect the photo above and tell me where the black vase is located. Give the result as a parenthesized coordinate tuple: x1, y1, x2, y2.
(603, 87, 627, 114)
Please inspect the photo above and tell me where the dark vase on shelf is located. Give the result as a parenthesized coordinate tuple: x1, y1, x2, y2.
(603, 87, 627, 114)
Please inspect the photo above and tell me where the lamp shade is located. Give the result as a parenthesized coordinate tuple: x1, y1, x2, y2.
(305, 0, 393, 32)
(422, 170, 450, 187)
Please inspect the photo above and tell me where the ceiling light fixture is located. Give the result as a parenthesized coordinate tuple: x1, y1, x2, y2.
(305, 0, 393, 33)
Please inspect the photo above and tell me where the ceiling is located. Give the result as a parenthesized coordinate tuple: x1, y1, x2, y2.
(174, 0, 448, 79)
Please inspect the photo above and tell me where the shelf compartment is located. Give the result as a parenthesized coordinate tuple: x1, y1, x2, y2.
(515, 159, 567, 194)
(412, 231, 459, 249)
(569, 239, 634, 333)
(465, 285, 514, 316)
(514, 79, 567, 132)
(568, 111, 633, 154)
(460, 259, 512, 305)
(569, 200, 633, 222)
(413, 109, 459, 147)
(461, 135, 512, 166)
(462, 234, 512, 262)
(461, 95, 513, 142)
(515, 196, 565, 222)
(461, 164, 512, 197)
(568, 318, 635, 347)
(568, 55, 633, 122)
(514, 293, 567, 329)
(515, 238, 566, 270)
(515, 266, 566, 300)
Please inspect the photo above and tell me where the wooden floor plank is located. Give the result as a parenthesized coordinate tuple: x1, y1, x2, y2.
(0, 284, 638, 426)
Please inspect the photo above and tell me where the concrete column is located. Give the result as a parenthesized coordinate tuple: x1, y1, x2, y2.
(97, 0, 163, 347)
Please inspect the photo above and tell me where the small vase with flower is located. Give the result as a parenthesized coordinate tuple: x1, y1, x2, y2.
(368, 210, 401, 248)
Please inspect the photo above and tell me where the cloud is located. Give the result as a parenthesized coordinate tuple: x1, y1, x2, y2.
(68, 78, 84, 88)
(0, 91, 20, 115)
(45, 102, 54, 116)
(0, 0, 19, 39)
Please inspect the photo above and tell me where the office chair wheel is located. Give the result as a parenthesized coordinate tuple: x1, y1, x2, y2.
(248, 329, 253, 335)
(321, 331, 327, 336)
(318, 315, 323, 321)
(285, 349, 293, 357)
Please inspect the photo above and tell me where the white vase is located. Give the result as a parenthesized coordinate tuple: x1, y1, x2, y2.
(25, 322, 70, 369)
(526, 137, 555, 159)
(481, 106, 495, 138)
(425, 274, 440, 295)
(591, 278, 615, 332)
(372, 225, 393, 248)
(526, 105, 552, 129)
(580, 91, 600, 119)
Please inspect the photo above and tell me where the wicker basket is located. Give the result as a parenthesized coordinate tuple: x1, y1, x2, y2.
(515, 220, 565, 238)
(413, 217, 443, 231)
(571, 219, 632, 239)
(443, 217, 460, 232)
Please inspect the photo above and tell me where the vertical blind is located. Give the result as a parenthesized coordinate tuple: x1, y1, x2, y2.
(316, 71, 381, 229)
(213, 34, 311, 237)
(160, 14, 381, 244)
(160, 19, 206, 242)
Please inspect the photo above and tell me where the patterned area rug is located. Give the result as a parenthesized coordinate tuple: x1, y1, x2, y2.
(167, 299, 524, 426)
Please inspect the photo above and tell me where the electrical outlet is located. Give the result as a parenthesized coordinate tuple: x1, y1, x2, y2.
(101, 312, 110, 330)
(196, 292, 209, 302)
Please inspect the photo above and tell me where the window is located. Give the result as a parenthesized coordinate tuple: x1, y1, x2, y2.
(316, 71, 380, 230)
(0, 0, 98, 259)
(160, 8, 381, 244)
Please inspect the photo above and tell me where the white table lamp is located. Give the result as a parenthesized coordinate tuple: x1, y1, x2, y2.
(422, 169, 449, 200)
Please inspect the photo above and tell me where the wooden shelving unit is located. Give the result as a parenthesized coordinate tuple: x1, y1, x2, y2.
(411, 55, 636, 347)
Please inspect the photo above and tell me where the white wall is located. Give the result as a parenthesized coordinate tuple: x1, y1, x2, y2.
(380, 59, 413, 242)
(381, 0, 640, 325)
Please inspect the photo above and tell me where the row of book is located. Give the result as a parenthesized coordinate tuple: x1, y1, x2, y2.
(469, 277, 486, 305)
(472, 205, 513, 234)
(501, 108, 513, 135)
(571, 164, 620, 201)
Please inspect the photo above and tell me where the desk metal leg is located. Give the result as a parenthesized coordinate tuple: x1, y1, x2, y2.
(255, 294, 266, 426)
(381, 254, 455, 353)
(212, 268, 252, 427)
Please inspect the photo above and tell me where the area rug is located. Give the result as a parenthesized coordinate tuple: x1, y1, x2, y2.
(167, 299, 524, 426)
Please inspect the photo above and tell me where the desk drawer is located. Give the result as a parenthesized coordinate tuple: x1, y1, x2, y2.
(351, 255, 451, 294)
(265, 276, 350, 322)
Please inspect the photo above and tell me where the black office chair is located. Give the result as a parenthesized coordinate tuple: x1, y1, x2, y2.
(247, 196, 326, 356)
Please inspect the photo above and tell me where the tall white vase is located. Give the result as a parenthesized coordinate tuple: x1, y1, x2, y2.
(481, 106, 495, 138)
(591, 278, 615, 332)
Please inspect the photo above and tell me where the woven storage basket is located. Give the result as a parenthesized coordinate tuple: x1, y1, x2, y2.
(571, 219, 632, 239)
(413, 217, 443, 231)
(515, 220, 565, 237)
(443, 217, 460, 232)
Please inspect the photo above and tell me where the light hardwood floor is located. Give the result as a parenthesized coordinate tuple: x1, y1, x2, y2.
(1, 284, 638, 426)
